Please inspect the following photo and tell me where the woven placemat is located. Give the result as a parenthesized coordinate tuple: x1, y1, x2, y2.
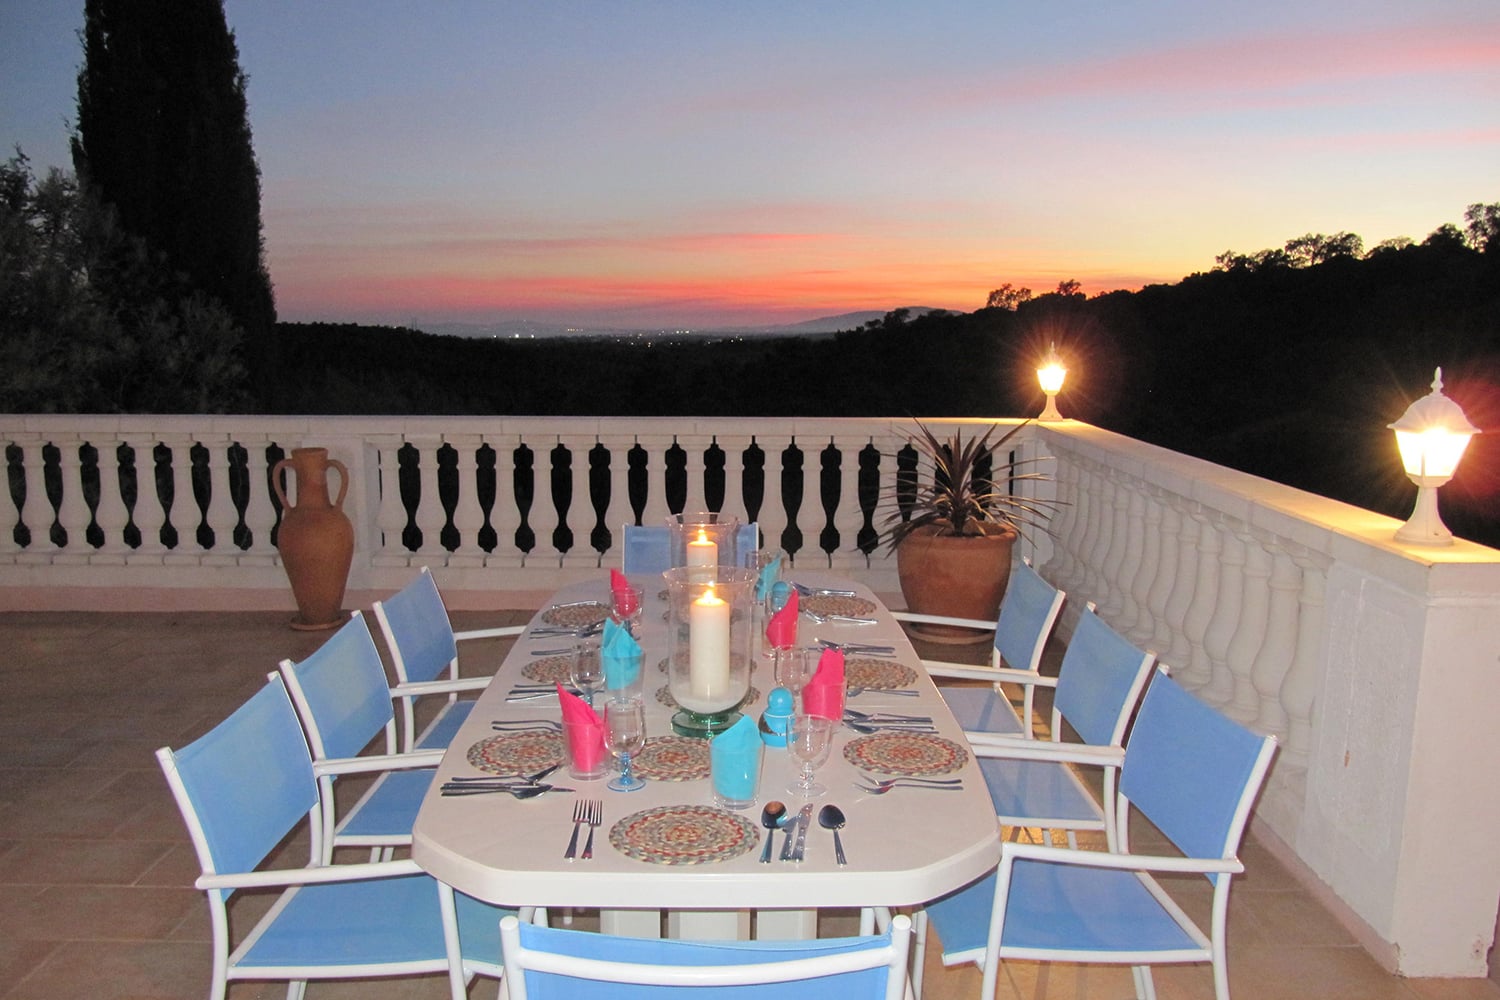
(465, 731, 566, 775)
(632, 735, 711, 781)
(609, 805, 760, 865)
(540, 602, 609, 628)
(521, 656, 573, 684)
(655, 684, 759, 711)
(802, 594, 877, 617)
(844, 658, 918, 691)
(843, 732, 969, 776)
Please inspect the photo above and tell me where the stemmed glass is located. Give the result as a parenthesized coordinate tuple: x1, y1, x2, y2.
(571, 637, 603, 709)
(610, 582, 644, 634)
(786, 713, 835, 798)
(603, 696, 647, 792)
(773, 646, 815, 710)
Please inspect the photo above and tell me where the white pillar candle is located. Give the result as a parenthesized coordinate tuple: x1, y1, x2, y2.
(687, 528, 718, 582)
(689, 586, 731, 703)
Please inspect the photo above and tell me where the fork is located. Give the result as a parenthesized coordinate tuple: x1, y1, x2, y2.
(856, 776, 964, 792)
(564, 799, 588, 860)
(580, 799, 603, 860)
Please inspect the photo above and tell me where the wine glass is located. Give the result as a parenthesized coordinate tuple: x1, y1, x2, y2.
(773, 646, 815, 709)
(603, 696, 647, 792)
(786, 713, 835, 798)
(610, 582, 644, 633)
(570, 636, 603, 709)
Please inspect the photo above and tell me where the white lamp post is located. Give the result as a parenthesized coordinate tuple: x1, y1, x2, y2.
(1388, 367, 1478, 546)
(1037, 343, 1067, 422)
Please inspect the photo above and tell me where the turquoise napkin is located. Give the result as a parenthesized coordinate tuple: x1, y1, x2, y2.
(755, 554, 783, 601)
(601, 618, 642, 690)
(710, 714, 763, 803)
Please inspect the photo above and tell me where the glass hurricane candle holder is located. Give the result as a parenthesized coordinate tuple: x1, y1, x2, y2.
(664, 566, 755, 738)
(667, 511, 740, 581)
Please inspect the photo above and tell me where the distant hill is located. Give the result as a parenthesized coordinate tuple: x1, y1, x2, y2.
(416, 307, 956, 340)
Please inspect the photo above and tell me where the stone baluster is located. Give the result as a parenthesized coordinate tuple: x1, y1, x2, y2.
(606, 434, 634, 542)
(448, 434, 487, 565)
(556, 432, 596, 570)
(15, 438, 51, 554)
(636, 432, 676, 527)
(202, 437, 236, 560)
(1250, 540, 1302, 741)
(1280, 549, 1330, 765)
(161, 436, 196, 563)
(53, 437, 90, 558)
(1160, 497, 1200, 670)
(1041, 448, 1082, 592)
(240, 437, 280, 565)
(1096, 473, 1129, 619)
(371, 435, 410, 566)
(133, 439, 173, 559)
(408, 435, 445, 561)
(486, 435, 524, 569)
(1144, 491, 1178, 656)
(1179, 507, 1220, 690)
(1200, 516, 1245, 706)
(1123, 485, 1156, 646)
(1224, 529, 1271, 722)
(1074, 460, 1107, 606)
(92, 434, 131, 561)
(832, 434, 866, 573)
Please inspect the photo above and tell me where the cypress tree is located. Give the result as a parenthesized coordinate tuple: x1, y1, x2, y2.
(72, 0, 277, 406)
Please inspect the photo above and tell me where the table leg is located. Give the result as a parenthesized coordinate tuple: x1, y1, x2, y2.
(599, 909, 661, 938)
(666, 909, 752, 940)
(754, 908, 817, 939)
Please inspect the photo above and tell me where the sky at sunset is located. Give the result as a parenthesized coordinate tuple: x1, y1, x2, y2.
(2, 1, 1497, 330)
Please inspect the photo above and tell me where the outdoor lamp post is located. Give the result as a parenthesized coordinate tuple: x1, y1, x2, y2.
(1389, 367, 1478, 546)
(1037, 343, 1067, 422)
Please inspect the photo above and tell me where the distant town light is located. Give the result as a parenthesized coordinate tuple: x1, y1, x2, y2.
(1037, 342, 1067, 421)
(1389, 367, 1478, 546)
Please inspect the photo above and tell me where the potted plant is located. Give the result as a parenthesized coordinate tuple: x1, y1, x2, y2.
(883, 419, 1055, 643)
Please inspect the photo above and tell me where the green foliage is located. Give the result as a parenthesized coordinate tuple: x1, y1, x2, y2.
(0, 152, 247, 412)
(73, 0, 277, 394)
(879, 419, 1057, 552)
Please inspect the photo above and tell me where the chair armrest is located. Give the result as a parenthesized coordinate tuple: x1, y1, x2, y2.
(454, 625, 525, 642)
(196, 857, 425, 891)
(967, 738, 1124, 767)
(1001, 840, 1245, 876)
(924, 662, 1057, 689)
(892, 611, 995, 631)
(312, 748, 444, 778)
(391, 676, 489, 698)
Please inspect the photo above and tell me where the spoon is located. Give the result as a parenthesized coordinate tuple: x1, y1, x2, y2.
(818, 804, 848, 866)
(759, 801, 787, 863)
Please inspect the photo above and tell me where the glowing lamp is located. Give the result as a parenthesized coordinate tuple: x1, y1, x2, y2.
(1388, 367, 1478, 546)
(1037, 343, 1067, 422)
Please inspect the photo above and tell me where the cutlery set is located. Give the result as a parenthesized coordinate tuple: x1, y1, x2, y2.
(563, 799, 603, 860)
(854, 776, 964, 794)
(439, 762, 571, 798)
(842, 709, 937, 734)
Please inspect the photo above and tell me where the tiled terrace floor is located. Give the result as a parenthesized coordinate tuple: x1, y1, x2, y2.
(1, 608, 1496, 1000)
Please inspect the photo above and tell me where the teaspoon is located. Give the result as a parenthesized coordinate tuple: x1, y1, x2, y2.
(818, 804, 848, 866)
(759, 801, 787, 863)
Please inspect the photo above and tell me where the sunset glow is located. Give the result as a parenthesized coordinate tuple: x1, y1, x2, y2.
(3, 1, 1495, 330)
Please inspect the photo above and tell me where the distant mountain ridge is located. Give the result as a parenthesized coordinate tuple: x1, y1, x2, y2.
(419, 306, 953, 340)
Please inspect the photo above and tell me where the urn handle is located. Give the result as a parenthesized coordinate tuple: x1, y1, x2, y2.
(270, 452, 350, 510)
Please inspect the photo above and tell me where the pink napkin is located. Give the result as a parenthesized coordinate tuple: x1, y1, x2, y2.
(765, 588, 799, 649)
(557, 684, 605, 772)
(609, 567, 640, 618)
(802, 647, 846, 722)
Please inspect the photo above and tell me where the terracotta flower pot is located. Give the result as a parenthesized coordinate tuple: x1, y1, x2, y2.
(272, 447, 354, 631)
(895, 524, 1018, 644)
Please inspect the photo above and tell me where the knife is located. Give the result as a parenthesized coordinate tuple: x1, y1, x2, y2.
(790, 803, 814, 862)
(779, 805, 807, 861)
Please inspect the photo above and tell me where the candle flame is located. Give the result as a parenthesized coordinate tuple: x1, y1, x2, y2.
(696, 529, 709, 543)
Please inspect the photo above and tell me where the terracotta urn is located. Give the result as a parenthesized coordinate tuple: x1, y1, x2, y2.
(272, 447, 354, 631)
(895, 523, 1018, 644)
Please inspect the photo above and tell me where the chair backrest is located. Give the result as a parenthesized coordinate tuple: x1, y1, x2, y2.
(1051, 605, 1156, 747)
(1120, 673, 1277, 862)
(373, 566, 459, 685)
(621, 525, 672, 576)
(992, 558, 1065, 673)
(499, 913, 910, 1000)
(156, 676, 318, 877)
(621, 522, 760, 577)
(280, 612, 396, 760)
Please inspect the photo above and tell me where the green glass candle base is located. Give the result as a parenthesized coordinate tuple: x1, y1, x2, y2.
(671, 707, 742, 739)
